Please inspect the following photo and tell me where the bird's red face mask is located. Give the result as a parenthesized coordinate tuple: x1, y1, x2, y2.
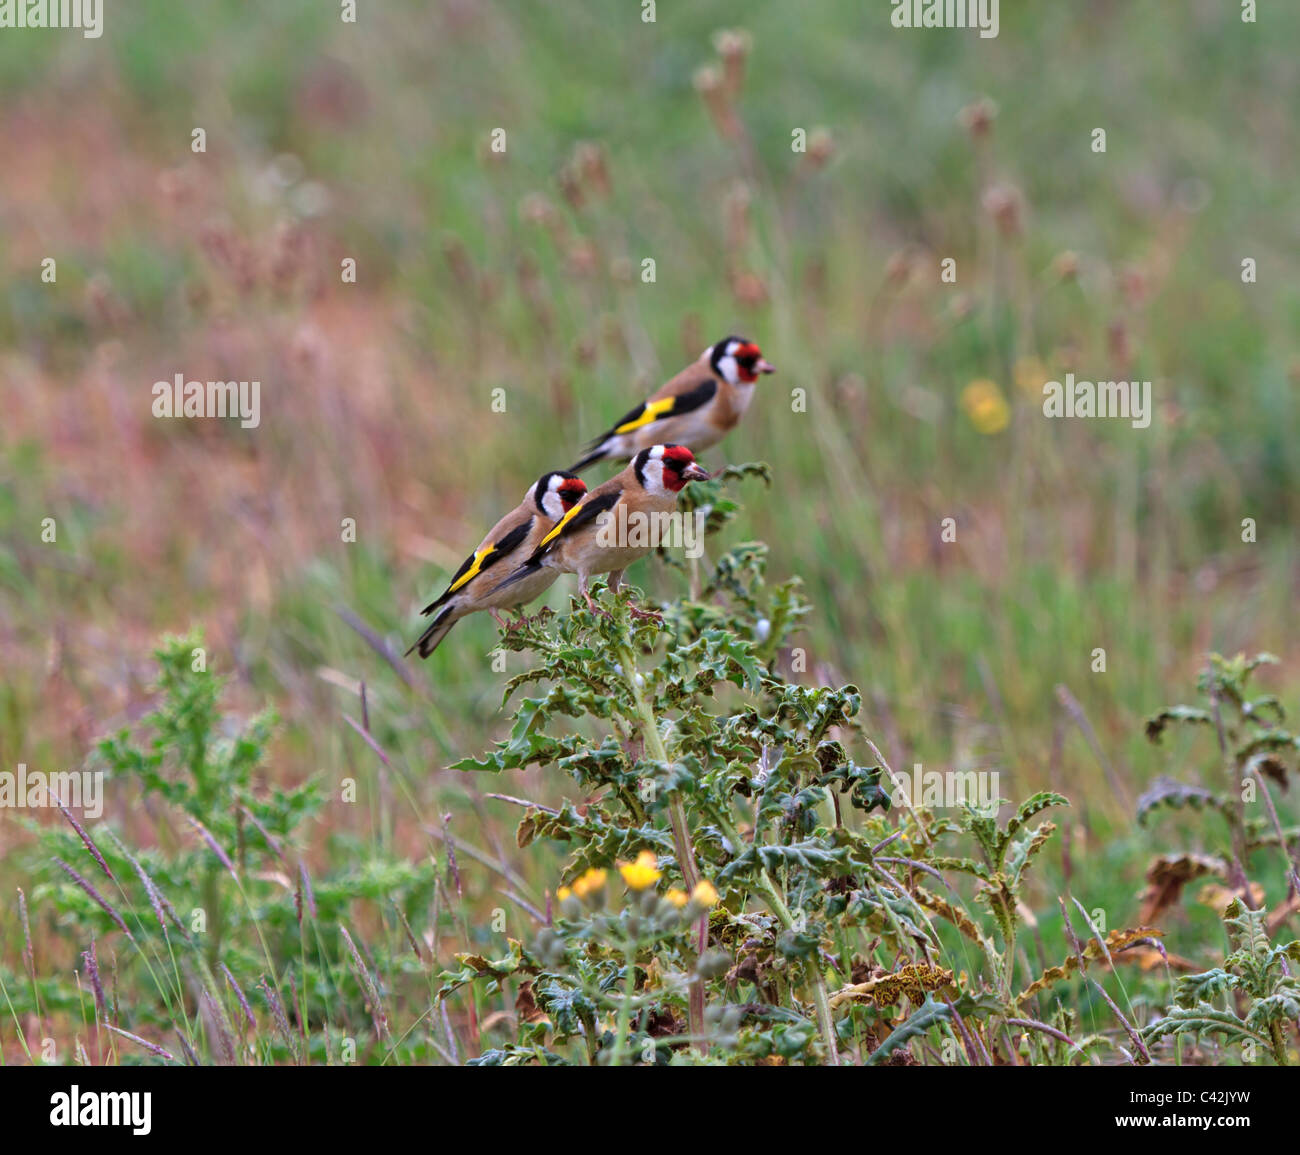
(660, 445, 712, 491)
(734, 342, 776, 384)
(558, 478, 587, 510)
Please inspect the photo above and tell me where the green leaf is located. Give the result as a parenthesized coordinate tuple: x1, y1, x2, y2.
(1245, 979, 1300, 1030)
(1174, 968, 1239, 1007)
(819, 759, 891, 812)
(865, 996, 952, 1066)
(717, 840, 849, 884)
(926, 856, 992, 881)
(1136, 777, 1225, 826)
(1005, 792, 1068, 840)
(437, 939, 531, 1000)
(1144, 705, 1214, 743)
(532, 977, 597, 1039)
(1143, 1003, 1266, 1048)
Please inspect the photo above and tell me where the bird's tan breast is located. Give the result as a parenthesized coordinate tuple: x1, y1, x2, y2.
(550, 489, 677, 574)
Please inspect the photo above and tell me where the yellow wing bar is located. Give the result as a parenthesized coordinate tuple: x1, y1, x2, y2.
(447, 544, 496, 593)
(537, 500, 584, 548)
(614, 395, 676, 434)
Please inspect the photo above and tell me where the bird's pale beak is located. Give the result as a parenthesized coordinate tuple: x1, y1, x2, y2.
(681, 462, 712, 483)
(756, 358, 776, 374)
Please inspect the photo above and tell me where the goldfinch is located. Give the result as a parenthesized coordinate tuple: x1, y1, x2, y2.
(569, 336, 775, 473)
(406, 471, 588, 658)
(494, 445, 711, 619)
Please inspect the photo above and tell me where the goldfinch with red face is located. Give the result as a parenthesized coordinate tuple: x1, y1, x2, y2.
(569, 336, 775, 473)
(494, 445, 711, 619)
(406, 471, 587, 658)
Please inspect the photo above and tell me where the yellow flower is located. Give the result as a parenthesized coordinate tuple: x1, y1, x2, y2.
(556, 886, 572, 902)
(571, 867, 607, 899)
(1012, 357, 1048, 396)
(619, 849, 661, 892)
(691, 880, 719, 908)
(961, 379, 1010, 434)
(664, 888, 689, 908)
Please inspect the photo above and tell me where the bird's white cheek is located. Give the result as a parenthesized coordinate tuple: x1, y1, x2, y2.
(641, 462, 672, 497)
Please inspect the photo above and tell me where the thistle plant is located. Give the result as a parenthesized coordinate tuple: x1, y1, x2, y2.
(1144, 898, 1299, 1065)
(1140, 653, 1300, 918)
(446, 520, 852, 1062)
(13, 499, 1291, 1067)
(443, 858, 727, 1066)
(8, 632, 438, 1065)
(437, 470, 1146, 1065)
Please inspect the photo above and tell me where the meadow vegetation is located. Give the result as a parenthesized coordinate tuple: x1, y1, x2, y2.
(1, 2, 1297, 1065)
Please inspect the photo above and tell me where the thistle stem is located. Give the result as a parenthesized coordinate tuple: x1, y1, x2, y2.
(610, 938, 638, 1067)
(706, 804, 839, 1064)
(618, 642, 706, 1049)
(1268, 1020, 1288, 1067)
(752, 867, 840, 1066)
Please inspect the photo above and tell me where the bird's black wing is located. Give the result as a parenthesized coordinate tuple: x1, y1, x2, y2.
(527, 489, 622, 564)
(570, 380, 720, 472)
(598, 378, 717, 441)
(421, 516, 534, 614)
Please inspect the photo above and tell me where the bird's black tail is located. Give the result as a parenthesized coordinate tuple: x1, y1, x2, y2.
(405, 605, 458, 659)
(490, 560, 543, 596)
(568, 444, 610, 474)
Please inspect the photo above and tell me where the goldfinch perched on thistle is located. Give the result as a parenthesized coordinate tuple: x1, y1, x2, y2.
(569, 336, 775, 473)
(406, 471, 587, 658)
(494, 444, 711, 620)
